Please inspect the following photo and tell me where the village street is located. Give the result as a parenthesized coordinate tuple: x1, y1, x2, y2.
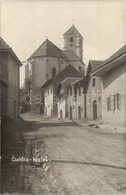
(2, 113, 126, 194)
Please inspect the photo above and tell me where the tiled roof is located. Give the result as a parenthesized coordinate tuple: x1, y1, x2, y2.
(41, 65, 83, 93)
(28, 39, 67, 60)
(63, 25, 83, 38)
(99, 44, 126, 67)
(91, 45, 126, 76)
(62, 50, 81, 61)
(0, 37, 22, 66)
(0, 37, 10, 50)
(89, 60, 103, 71)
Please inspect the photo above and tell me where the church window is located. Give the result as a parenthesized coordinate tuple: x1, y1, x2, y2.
(52, 67, 56, 77)
(70, 37, 73, 42)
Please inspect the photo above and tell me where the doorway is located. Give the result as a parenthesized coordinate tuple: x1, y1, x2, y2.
(78, 106, 81, 119)
(93, 100, 97, 120)
(69, 106, 72, 120)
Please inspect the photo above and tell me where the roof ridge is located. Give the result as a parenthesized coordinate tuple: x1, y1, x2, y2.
(63, 25, 83, 38)
(0, 36, 11, 49)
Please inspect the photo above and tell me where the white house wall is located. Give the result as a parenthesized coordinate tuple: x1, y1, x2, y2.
(86, 76, 102, 120)
(102, 63, 126, 127)
(44, 84, 53, 117)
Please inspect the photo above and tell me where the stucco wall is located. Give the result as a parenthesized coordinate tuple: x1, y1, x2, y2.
(1, 52, 9, 116)
(58, 96, 67, 118)
(67, 86, 84, 119)
(86, 76, 102, 120)
(102, 63, 126, 127)
(44, 84, 53, 117)
(30, 56, 67, 89)
(8, 54, 20, 119)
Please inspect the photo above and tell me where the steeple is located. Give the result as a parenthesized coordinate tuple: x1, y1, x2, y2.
(63, 25, 83, 60)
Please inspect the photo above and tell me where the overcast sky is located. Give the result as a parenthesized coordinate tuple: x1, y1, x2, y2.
(1, 0, 126, 87)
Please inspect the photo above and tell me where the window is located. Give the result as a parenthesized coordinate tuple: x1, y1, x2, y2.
(70, 37, 73, 42)
(52, 67, 56, 77)
(107, 97, 110, 111)
(107, 93, 121, 111)
(79, 86, 81, 96)
(92, 78, 95, 87)
(70, 86, 72, 96)
(78, 66, 82, 73)
(117, 93, 121, 110)
(70, 44, 73, 47)
(46, 59, 48, 62)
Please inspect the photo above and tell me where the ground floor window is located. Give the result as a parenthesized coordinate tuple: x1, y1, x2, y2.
(107, 93, 121, 111)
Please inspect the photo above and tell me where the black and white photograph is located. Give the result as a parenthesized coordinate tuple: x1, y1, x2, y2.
(0, 0, 126, 194)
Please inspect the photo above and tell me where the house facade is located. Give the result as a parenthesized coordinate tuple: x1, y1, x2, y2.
(85, 60, 103, 120)
(0, 37, 21, 119)
(91, 45, 126, 127)
(67, 78, 85, 120)
(57, 77, 83, 119)
(42, 65, 83, 117)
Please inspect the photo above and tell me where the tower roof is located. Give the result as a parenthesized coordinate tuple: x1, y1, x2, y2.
(63, 25, 83, 38)
(28, 39, 67, 60)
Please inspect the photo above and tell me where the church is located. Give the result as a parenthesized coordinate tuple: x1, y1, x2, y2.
(24, 24, 86, 113)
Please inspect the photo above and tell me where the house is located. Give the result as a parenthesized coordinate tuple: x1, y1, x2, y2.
(25, 25, 85, 113)
(64, 78, 85, 120)
(41, 65, 83, 117)
(91, 45, 126, 127)
(0, 37, 22, 119)
(57, 77, 84, 119)
(85, 60, 103, 120)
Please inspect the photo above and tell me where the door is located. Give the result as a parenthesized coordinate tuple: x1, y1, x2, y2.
(69, 106, 72, 120)
(93, 100, 97, 120)
(78, 106, 81, 119)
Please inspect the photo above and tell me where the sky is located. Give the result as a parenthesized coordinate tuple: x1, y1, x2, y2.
(0, 0, 126, 87)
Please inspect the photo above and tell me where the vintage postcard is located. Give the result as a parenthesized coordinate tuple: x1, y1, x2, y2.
(0, 0, 126, 194)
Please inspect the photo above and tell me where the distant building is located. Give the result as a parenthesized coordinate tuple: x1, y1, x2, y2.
(57, 77, 84, 119)
(65, 78, 85, 120)
(91, 45, 126, 127)
(25, 25, 85, 113)
(0, 37, 22, 119)
(85, 60, 103, 120)
(41, 65, 83, 117)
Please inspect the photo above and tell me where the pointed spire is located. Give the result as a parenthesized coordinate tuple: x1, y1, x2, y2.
(46, 36, 48, 40)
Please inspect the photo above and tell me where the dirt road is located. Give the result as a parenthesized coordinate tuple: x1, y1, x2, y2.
(2, 113, 126, 194)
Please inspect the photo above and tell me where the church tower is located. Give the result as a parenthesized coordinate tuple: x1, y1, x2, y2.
(63, 24, 83, 60)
